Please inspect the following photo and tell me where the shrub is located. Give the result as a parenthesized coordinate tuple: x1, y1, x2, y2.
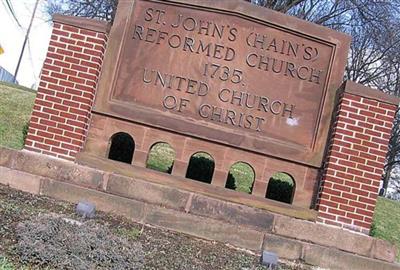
(186, 155, 214, 183)
(15, 215, 144, 269)
(266, 178, 294, 204)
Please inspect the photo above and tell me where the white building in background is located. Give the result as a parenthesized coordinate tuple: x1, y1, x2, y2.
(0, 1, 51, 89)
(0, 66, 17, 83)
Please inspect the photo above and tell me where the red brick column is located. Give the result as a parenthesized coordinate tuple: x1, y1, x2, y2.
(25, 15, 109, 161)
(317, 81, 399, 234)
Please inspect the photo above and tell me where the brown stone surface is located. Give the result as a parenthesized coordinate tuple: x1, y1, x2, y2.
(81, 114, 320, 210)
(1, 147, 399, 269)
(144, 205, 264, 251)
(77, 152, 318, 220)
(13, 151, 104, 190)
(0, 147, 15, 167)
(372, 238, 398, 263)
(262, 234, 303, 260)
(189, 194, 274, 231)
(52, 14, 111, 33)
(106, 174, 191, 211)
(92, 0, 350, 168)
(274, 215, 374, 257)
(303, 244, 400, 270)
(0, 167, 41, 194)
(342, 80, 400, 105)
(40, 179, 146, 222)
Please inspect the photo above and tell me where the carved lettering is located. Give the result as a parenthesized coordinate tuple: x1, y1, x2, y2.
(122, 2, 335, 138)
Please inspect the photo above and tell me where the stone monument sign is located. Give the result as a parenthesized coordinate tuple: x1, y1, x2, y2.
(93, 0, 350, 167)
(24, 0, 399, 235)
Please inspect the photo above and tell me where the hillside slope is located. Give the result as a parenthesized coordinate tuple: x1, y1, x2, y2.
(0, 82, 35, 149)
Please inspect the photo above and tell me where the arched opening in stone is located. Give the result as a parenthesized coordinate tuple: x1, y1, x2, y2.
(146, 142, 176, 174)
(225, 162, 255, 194)
(185, 152, 215, 184)
(107, 132, 135, 164)
(266, 172, 295, 204)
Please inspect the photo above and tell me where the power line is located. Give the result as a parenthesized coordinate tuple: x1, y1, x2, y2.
(14, 0, 40, 83)
(4, 0, 22, 28)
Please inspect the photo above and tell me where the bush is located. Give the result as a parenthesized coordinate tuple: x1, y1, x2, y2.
(15, 215, 144, 269)
(146, 142, 175, 174)
(225, 162, 255, 194)
(186, 155, 214, 183)
(266, 178, 294, 204)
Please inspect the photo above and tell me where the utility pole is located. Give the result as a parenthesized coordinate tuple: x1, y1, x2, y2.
(13, 0, 40, 83)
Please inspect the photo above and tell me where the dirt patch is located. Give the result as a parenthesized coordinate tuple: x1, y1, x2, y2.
(0, 184, 312, 269)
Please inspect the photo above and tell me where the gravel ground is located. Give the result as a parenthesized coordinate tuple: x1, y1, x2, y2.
(0, 184, 313, 270)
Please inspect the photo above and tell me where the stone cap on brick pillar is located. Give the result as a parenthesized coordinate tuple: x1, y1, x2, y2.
(340, 80, 400, 106)
(52, 14, 111, 34)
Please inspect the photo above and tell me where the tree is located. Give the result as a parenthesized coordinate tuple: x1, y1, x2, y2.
(46, 0, 118, 22)
(383, 110, 400, 192)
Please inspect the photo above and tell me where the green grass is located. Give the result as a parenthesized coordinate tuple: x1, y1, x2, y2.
(226, 162, 255, 194)
(0, 82, 35, 149)
(115, 227, 142, 240)
(146, 142, 176, 173)
(0, 257, 15, 270)
(371, 197, 400, 261)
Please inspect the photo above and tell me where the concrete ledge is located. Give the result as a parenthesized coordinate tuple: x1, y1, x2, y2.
(372, 238, 398, 263)
(189, 194, 275, 232)
(77, 152, 318, 221)
(107, 174, 190, 211)
(263, 234, 303, 260)
(40, 178, 263, 251)
(262, 234, 400, 270)
(144, 205, 264, 251)
(0, 147, 15, 167)
(1, 146, 398, 269)
(274, 215, 372, 258)
(342, 80, 400, 105)
(40, 178, 146, 222)
(0, 167, 41, 194)
(13, 151, 105, 190)
(303, 244, 400, 270)
(274, 215, 397, 263)
(52, 14, 111, 34)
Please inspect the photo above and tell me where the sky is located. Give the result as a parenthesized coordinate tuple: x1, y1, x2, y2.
(0, 0, 52, 89)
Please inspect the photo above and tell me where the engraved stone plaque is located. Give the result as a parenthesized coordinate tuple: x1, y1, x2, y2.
(93, 0, 350, 167)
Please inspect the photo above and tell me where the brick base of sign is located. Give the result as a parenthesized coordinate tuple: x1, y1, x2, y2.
(24, 15, 109, 161)
(1, 147, 399, 270)
(317, 81, 399, 234)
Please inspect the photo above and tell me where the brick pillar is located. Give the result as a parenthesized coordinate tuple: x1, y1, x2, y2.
(25, 15, 109, 161)
(317, 81, 399, 234)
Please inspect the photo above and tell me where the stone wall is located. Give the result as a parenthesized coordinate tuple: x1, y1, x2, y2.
(0, 147, 399, 270)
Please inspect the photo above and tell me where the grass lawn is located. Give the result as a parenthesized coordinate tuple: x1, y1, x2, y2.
(0, 82, 35, 149)
(371, 197, 400, 261)
(0, 257, 14, 270)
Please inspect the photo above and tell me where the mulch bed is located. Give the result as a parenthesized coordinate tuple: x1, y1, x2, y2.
(0, 184, 312, 270)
